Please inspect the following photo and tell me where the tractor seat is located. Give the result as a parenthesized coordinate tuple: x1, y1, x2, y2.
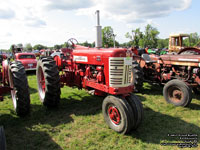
(141, 54, 157, 63)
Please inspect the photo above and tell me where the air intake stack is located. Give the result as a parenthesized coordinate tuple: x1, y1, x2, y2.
(95, 10, 102, 48)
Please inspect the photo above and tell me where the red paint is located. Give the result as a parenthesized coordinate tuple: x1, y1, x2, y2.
(15, 53, 37, 70)
(108, 106, 121, 125)
(54, 44, 134, 96)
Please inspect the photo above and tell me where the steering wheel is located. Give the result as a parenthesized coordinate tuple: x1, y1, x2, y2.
(67, 38, 78, 49)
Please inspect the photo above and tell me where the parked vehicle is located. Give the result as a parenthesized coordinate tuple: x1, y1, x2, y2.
(0, 44, 30, 114)
(36, 10, 143, 134)
(134, 50, 200, 107)
(0, 44, 31, 149)
(15, 53, 37, 71)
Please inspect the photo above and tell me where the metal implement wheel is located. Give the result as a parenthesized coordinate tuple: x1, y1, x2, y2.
(131, 61, 144, 92)
(163, 79, 192, 107)
(102, 95, 134, 134)
(36, 57, 60, 107)
(126, 93, 143, 130)
(0, 126, 6, 150)
(8, 61, 30, 116)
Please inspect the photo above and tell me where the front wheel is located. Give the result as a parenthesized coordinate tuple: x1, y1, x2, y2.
(8, 61, 30, 116)
(36, 57, 60, 107)
(102, 95, 134, 134)
(163, 79, 192, 107)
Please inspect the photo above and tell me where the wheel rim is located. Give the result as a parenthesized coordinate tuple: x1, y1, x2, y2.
(9, 71, 17, 109)
(38, 66, 45, 100)
(108, 105, 121, 125)
(168, 86, 183, 103)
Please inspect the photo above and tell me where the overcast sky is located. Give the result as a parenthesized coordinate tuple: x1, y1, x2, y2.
(0, 0, 199, 49)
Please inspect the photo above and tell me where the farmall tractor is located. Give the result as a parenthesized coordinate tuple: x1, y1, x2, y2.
(0, 45, 30, 150)
(133, 48, 200, 107)
(36, 11, 143, 134)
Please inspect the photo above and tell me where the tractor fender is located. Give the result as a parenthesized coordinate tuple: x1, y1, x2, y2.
(51, 52, 63, 69)
(178, 47, 200, 54)
(2, 60, 9, 85)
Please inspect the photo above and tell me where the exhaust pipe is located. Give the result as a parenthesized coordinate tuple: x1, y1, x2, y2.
(95, 10, 102, 48)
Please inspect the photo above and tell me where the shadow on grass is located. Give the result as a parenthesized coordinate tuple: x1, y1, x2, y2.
(139, 82, 163, 96)
(130, 95, 200, 145)
(0, 92, 104, 150)
(26, 70, 36, 75)
(188, 103, 200, 110)
(29, 87, 38, 94)
(192, 93, 200, 101)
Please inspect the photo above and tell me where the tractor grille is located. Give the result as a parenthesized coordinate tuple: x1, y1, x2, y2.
(109, 57, 132, 87)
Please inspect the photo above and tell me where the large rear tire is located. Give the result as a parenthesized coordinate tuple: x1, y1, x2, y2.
(163, 79, 192, 107)
(36, 57, 60, 107)
(8, 61, 30, 116)
(131, 61, 144, 92)
(102, 95, 134, 134)
(0, 126, 6, 150)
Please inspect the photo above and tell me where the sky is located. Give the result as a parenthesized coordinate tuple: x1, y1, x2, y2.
(0, 0, 199, 49)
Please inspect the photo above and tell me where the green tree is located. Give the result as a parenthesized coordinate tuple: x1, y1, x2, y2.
(157, 38, 169, 49)
(144, 24, 160, 48)
(125, 28, 143, 47)
(62, 42, 69, 48)
(24, 43, 32, 51)
(54, 44, 61, 50)
(91, 42, 95, 48)
(184, 32, 200, 47)
(33, 44, 47, 50)
(80, 41, 92, 47)
(102, 26, 114, 47)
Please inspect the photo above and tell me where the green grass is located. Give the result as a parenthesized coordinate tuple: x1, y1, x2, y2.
(0, 73, 200, 150)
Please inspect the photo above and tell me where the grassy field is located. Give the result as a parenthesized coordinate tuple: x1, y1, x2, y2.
(0, 72, 200, 150)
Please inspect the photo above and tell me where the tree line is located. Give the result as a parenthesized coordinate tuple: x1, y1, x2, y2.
(1, 24, 200, 52)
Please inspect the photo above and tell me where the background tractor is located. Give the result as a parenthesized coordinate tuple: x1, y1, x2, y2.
(0, 44, 30, 115)
(135, 51, 200, 107)
(169, 33, 200, 54)
(0, 44, 30, 150)
(36, 10, 143, 134)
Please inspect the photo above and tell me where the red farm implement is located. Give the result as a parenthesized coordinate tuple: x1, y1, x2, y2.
(36, 11, 143, 134)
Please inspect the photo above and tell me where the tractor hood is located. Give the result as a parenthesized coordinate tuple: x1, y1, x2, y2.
(72, 46, 132, 65)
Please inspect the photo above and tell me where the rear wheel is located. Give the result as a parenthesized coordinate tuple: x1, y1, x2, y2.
(102, 95, 134, 134)
(0, 126, 6, 150)
(36, 57, 60, 107)
(163, 79, 192, 107)
(8, 61, 30, 116)
(131, 61, 144, 92)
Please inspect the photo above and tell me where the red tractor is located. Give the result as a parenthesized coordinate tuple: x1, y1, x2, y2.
(0, 44, 30, 115)
(134, 49, 200, 107)
(0, 45, 30, 150)
(36, 11, 143, 134)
